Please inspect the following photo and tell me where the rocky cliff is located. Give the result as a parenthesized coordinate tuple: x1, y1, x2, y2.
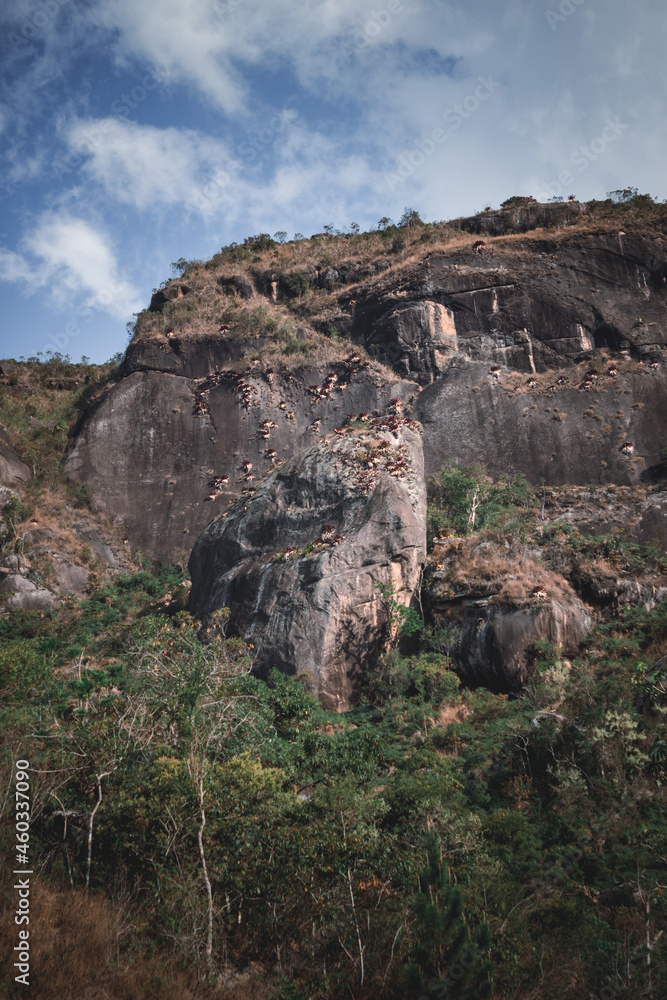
(0, 423, 31, 485)
(34, 200, 667, 698)
(65, 202, 667, 560)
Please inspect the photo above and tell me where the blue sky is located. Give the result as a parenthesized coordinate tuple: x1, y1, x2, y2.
(0, 0, 665, 364)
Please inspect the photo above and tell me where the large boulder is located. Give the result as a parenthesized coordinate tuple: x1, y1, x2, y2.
(424, 537, 591, 691)
(0, 425, 31, 485)
(189, 415, 426, 710)
(6, 590, 60, 612)
(51, 559, 89, 594)
(454, 600, 591, 692)
(0, 574, 59, 612)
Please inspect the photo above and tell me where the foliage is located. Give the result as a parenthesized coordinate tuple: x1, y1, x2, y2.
(607, 187, 639, 203)
(398, 207, 424, 228)
(171, 256, 203, 277)
(427, 464, 538, 544)
(500, 195, 537, 208)
(282, 270, 309, 298)
(377, 581, 424, 638)
(1, 561, 666, 997)
(404, 832, 493, 998)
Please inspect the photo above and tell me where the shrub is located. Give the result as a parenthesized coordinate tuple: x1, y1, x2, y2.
(501, 195, 537, 208)
(427, 465, 538, 543)
(282, 270, 309, 298)
(399, 207, 424, 228)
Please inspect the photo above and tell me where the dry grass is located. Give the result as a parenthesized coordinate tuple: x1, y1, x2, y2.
(0, 879, 275, 1000)
(431, 536, 575, 605)
(131, 286, 375, 373)
(129, 197, 667, 384)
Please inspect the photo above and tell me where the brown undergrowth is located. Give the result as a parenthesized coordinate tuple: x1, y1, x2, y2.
(0, 879, 273, 1000)
(430, 535, 576, 605)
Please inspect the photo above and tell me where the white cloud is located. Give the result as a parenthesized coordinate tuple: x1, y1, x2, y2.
(0, 214, 142, 320)
(62, 113, 383, 232)
(66, 117, 235, 210)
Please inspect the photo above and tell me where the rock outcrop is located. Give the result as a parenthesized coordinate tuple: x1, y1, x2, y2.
(349, 230, 667, 381)
(189, 415, 426, 710)
(424, 536, 592, 690)
(540, 484, 667, 550)
(453, 600, 590, 692)
(0, 573, 60, 612)
(65, 213, 667, 558)
(65, 355, 417, 560)
(59, 206, 667, 701)
(456, 200, 588, 236)
(0, 425, 31, 485)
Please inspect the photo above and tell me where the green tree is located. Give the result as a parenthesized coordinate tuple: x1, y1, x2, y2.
(399, 207, 424, 228)
(404, 832, 493, 999)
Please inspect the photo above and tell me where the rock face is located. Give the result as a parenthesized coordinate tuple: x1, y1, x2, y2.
(350, 230, 667, 381)
(189, 417, 426, 710)
(541, 485, 667, 550)
(51, 559, 89, 594)
(62, 208, 667, 701)
(0, 573, 59, 612)
(413, 359, 667, 486)
(0, 425, 31, 485)
(65, 355, 417, 560)
(456, 201, 588, 236)
(66, 215, 667, 558)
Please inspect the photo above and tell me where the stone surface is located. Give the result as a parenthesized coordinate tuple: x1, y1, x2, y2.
(65, 357, 417, 559)
(52, 559, 89, 594)
(413, 359, 667, 487)
(453, 599, 591, 692)
(2, 555, 31, 573)
(73, 526, 118, 568)
(541, 485, 667, 550)
(67, 219, 667, 557)
(189, 417, 426, 710)
(350, 229, 667, 380)
(424, 536, 592, 690)
(218, 274, 255, 298)
(456, 201, 588, 236)
(0, 573, 37, 595)
(21, 528, 60, 545)
(0, 425, 31, 485)
(5, 589, 60, 612)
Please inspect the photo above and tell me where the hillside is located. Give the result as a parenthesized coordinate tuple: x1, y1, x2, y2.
(0, 195, 666, 1000)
